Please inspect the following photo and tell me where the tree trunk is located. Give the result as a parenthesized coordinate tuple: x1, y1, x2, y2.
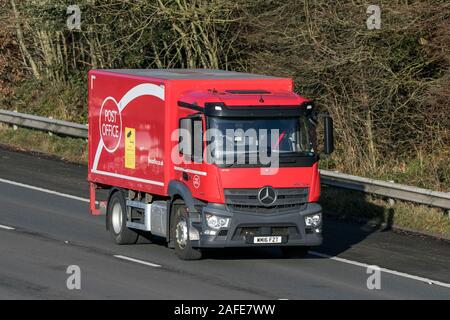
(10, 0, 41, 79)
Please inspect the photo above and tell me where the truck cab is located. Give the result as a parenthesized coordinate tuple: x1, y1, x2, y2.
(172, 89, 333, 259)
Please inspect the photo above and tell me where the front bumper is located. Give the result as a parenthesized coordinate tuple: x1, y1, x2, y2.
(190, 203, 322, 248)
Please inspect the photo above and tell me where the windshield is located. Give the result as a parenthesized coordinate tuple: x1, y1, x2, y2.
(207, 117, 316, 166)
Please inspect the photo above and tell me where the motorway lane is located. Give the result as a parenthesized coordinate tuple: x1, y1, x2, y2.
(0, 181, 449, 299)
(0, 148, 87, 198)
(0, 147, 449, 299)
(0, 228, 271, 300)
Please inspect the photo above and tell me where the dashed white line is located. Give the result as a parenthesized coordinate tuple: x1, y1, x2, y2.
(0, 177, 448, 289)
(310, 251, 450, 289)
(0, 177, 89, 203)
(0, 224, 15, 230)
(114, 255, 162, 268)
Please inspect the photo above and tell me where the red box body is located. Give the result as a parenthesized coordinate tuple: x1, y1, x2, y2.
(88, 69, 320, 204)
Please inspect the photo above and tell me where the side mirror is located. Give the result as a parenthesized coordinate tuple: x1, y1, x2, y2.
(323, 116, 334, 154)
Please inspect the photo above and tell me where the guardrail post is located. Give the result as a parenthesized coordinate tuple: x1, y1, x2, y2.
(387, 180, 395, 206)
(48, 116, 53, 136)
(13, 110, 18, 131)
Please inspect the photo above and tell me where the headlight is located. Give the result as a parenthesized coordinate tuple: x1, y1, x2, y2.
(205, 213, 230, 230)
(305, 213, 321, 227)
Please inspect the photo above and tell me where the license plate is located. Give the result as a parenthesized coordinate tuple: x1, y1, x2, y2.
(253, 236, 283, 244)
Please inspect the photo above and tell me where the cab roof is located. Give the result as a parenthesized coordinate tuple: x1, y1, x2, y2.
(179, 89, 308, 107)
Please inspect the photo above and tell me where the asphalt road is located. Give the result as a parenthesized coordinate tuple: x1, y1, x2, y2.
(0, 147, 449, 299)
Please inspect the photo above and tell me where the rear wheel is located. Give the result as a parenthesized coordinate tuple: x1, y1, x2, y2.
(170, 202, 202, 260)
(107, 191, 138, 245)
(280, 246, 309, 258)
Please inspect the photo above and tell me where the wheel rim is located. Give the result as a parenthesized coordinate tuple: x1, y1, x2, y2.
(111, 202, 122, 234)
(175, 218, 188, 249)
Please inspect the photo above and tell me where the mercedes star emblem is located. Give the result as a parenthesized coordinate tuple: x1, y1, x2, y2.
(257, 186, 277, 206)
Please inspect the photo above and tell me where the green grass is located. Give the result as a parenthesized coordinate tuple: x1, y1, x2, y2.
(0, 124, 87, 163)
(320, 186, 450, 238)
(378, 154, 449, 191)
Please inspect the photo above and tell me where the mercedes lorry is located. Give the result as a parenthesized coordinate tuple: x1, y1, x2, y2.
(88, 69, 334, 260)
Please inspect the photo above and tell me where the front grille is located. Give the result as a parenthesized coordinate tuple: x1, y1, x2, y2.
(228, 203, 305, 213)
(224, 187, 308, 213)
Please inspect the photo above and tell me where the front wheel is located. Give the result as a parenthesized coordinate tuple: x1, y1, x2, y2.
(170, 203, 202, 260)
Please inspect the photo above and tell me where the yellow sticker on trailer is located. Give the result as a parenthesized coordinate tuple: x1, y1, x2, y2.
(125, 127, 135, 169)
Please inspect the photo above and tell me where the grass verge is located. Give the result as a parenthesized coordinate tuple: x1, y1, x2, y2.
(320, 186, 450, 239)
(0, 124, 87, 163)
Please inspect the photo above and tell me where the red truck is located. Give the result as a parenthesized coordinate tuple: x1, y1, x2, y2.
(88, 69, 334, 260)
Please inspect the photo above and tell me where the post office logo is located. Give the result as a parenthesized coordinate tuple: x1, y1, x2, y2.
(193, 175, 201, 189)
(99, 97, 122, 153)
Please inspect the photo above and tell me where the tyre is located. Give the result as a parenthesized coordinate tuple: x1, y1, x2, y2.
(170, 202, 202, 260)
(280, 246, 309, 258)
(107, 191, 139, 245)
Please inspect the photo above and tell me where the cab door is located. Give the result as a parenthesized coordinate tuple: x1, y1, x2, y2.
(176, 114, 209, 200)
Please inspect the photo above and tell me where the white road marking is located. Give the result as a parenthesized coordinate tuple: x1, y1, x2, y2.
(0, 178, 89, 202)
(310, 251, 450, 289)
(0, 224, 15, 230)
(0, 177, 448, 289)
(114, 255, 162, 268)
